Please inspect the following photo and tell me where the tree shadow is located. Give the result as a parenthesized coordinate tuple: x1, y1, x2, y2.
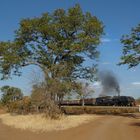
(130, 122, 140, 127)
(119, 113, 140, 119)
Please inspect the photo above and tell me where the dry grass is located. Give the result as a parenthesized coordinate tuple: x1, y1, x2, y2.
(62, 106, 139, 115)
(0, 113, 99, 132)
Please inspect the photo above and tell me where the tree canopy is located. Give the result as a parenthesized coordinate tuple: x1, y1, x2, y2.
(0, 4, 103, 82)
(119, 23, 140, 68)
(0, 86, 23, 105)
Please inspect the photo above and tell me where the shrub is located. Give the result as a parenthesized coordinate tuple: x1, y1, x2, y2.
(6, 96, 31, 114)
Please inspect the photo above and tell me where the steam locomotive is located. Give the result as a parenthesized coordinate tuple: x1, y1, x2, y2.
(95, 96, 136, 106)
(60, 96, 136, 106)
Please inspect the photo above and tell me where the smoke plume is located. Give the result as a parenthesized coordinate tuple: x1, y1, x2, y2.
(99, 70, 120, 96)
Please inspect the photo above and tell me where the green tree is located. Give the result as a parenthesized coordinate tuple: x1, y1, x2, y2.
(31, 83, 46, 112)
(1, 86, 23, 105)
(0, 4, 103, 117)
(119, 23, 140, 68)
(0, 4, 103, 81)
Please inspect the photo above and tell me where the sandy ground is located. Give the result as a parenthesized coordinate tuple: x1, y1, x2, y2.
(0, 114, 140, 140)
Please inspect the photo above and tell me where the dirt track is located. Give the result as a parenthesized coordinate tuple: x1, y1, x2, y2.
(0, 115, 140, 140)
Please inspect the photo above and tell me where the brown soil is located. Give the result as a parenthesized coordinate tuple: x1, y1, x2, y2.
(0, 114, 140, 140)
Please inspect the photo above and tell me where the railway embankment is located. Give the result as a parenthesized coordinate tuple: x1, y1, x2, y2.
(61, 106, 139, 115)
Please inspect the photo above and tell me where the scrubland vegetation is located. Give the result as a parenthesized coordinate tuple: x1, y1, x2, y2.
(0, 4, 104, 119)
(62, 106, 139, 115)
(0, 3, 140, 124)
(0, 114, 98, 132)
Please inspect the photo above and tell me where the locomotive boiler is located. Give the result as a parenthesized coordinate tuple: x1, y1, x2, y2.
(95, 96, 136, 106)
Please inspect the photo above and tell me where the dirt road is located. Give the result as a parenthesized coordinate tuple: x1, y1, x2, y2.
(0, 115, 140, 140)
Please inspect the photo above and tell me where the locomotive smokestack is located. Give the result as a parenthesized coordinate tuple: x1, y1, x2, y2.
(116, 84, 120, 96)
(99, 70, 120, 96)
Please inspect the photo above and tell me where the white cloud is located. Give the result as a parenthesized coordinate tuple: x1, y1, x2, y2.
(101, 38, 119, 43)
(130, 69, 136, 72)
(102, 62, 110, 65)
(93, 81, 101, 87)
(132, 82, 140, 85)
(101, 38, 111, 43)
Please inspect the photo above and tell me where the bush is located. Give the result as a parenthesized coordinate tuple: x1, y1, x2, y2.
(43, 99, 62, 119)
(6, 96, 31, 114)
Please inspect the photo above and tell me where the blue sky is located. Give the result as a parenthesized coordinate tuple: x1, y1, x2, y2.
(0, 0, 140, 98)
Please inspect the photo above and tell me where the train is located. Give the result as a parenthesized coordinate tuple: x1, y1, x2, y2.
(95, 96, 136, 106)
(60, 96, 136, 106)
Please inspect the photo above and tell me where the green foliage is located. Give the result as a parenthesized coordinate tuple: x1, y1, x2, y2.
(119, 23, 140, 68)
(0, 86, 23, 106)
(7, 96, 31, 114)
(31, 83, 46, 112)
(0, 4, 103, 118)
(0, 4, 103, 81)
(31, 80, 72, 103)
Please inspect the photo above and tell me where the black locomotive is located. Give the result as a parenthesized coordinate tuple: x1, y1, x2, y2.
(60, 96, 136, 106)
(95, 96, 136, 106)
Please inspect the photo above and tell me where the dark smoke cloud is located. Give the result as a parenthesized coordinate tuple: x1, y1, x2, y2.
(99, 70, 120, 96)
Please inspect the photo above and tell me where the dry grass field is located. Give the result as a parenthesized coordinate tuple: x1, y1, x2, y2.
(0, 114, 140, 140)
(0, 111, 139, 140)
(62, 106, 139, 114)
(0, 113, 100, 132)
